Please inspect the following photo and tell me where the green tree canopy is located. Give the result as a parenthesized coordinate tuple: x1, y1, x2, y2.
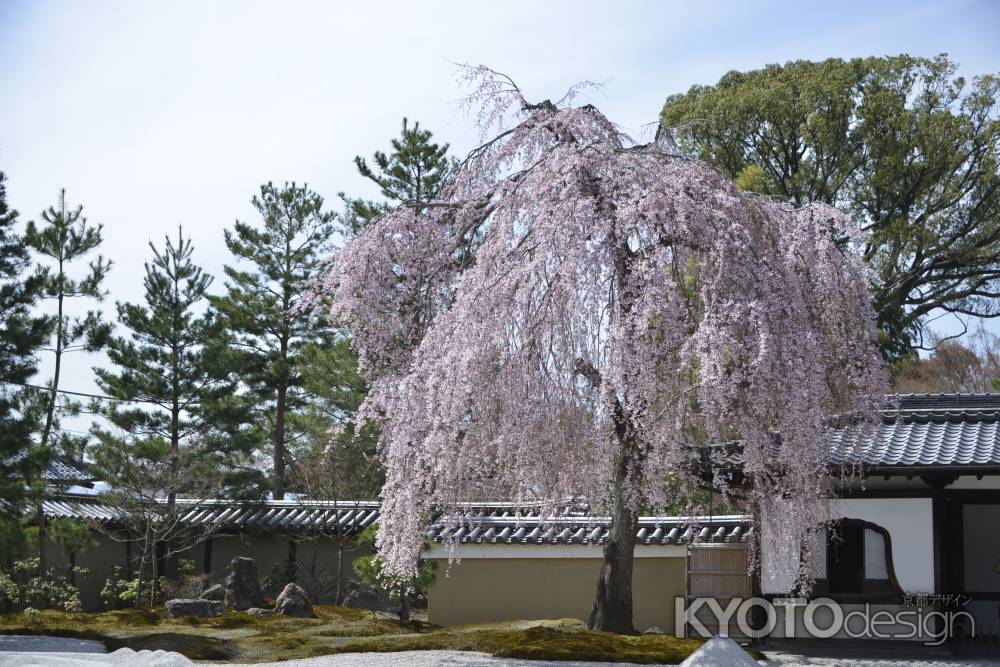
(287, 337, 381, 501)
(211, 182, 335, 499)
(93, 228, 260, 501)
(0, 170, 50, 505)
(25, 190, 112, 459)
(339, 118, 453, 236)
(309, 118, 455, 504)
(660, 54, 1000, 360)
(24, 189, 110, 577)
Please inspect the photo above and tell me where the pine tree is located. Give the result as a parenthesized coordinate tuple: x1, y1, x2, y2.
(25, 190, 110, 577)
(339, 118, 453, 236)
(211, 182, 335, 500)
(25, 190, 112, 459)
(0, 170, 50, 506)
(291, 338, 380, 500)
(95, 227, 251, 496)
(309, 119, 453, 512)
(93, 227, 251, 588)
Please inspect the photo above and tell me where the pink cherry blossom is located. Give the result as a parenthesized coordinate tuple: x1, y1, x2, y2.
(307, 66, 887, 630)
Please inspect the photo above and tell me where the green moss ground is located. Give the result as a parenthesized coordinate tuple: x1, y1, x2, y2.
(0, 608, 759, 664)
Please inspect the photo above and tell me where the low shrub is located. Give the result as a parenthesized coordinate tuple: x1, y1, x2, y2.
(102, 559, 208, 609)
(100, 566, 155, 609)
(159, 559, 208, 600)
(0, 558, 86, 612)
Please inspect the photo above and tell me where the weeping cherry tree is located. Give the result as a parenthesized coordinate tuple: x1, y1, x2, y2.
(308, 67, 887, 633)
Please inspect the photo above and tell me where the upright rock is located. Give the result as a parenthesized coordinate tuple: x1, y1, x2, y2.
(273, 582, 314, 618)
(224, 557, 266, 610)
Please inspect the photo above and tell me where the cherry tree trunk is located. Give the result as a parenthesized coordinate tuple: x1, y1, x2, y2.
(588, 433, 640, 634)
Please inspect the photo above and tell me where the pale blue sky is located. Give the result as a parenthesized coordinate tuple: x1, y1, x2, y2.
(1, 0, 999, 402)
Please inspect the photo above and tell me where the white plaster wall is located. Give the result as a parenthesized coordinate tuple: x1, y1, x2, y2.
(761, 497, 934, 594)
(829, 497, 934, 594)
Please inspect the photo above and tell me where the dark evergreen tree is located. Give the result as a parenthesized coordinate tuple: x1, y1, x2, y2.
(322, 117, 453, 492)
(0, 170, 50, 506)
(94, 227, 258, 500)
(290, 337, 380, 500)
(339, 118, 453, 236)
(210, 183, 335, 499)
(92, 228, 259, 588)
(660, 55, 1000, 361)
(304, 118, 454, 513)
(25, 190, 110, 576)
(25, 190, 111, 459)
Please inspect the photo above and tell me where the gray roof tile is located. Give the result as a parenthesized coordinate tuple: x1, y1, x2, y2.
(703, 393, 1000, 470)
(829, 395, 1000, 467)
(424, 510, 750, 546)
(3, 452, 93, 483)
(39, 497, 382, 532)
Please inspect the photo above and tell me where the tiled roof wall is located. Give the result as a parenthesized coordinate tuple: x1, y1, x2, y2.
(40, 496, 751, 546)
(829, 419, 1000, 466)
(37, 395, 1000, 539)
(426, 513, 750, 546)
(701, 393, 1000, 469)
(41, 497, 381, 532)
(3, 452, 94, 482)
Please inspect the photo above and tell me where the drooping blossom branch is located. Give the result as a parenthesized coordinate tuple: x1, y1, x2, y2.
(306, 66, 887, 608)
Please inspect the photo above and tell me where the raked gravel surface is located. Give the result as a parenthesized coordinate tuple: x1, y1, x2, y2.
(0, 650, 722, 667)
(2, 651, 998, 667)
(0, 645, 997, 666)
(206, 650, 999, 667)
(216, 649, 1000, 667)
(205, 652, 711, 667)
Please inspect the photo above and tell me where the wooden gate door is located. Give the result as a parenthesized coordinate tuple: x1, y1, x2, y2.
(686, 543, 752, 639)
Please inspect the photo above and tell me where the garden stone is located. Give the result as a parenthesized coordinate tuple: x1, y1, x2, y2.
(164, 598, 223, 618)
(224, 556, 265, 610)
(273, 582, 314, 617)
(246, 607, 273, 616)
(199, 583, 223, 600)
